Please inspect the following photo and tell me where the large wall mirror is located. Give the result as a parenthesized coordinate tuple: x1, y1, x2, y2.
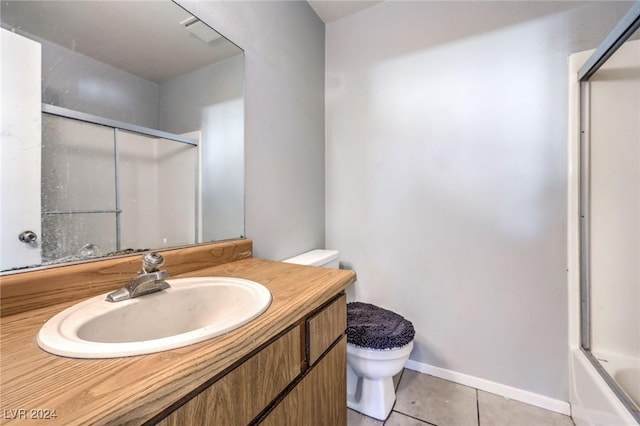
(1, 1, 245, 272)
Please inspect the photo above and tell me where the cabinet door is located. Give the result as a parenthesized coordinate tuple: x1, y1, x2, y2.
(260, 336, 347, 426)
(158, 325, 302, 426)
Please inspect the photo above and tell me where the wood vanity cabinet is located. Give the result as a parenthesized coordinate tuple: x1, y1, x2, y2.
(156, 293, 347, 426)
(259, 337, 346, 425)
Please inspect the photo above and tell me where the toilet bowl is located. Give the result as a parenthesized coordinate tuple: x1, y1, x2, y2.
(282, 250, 415, 421)
(346, 341, 413, 420)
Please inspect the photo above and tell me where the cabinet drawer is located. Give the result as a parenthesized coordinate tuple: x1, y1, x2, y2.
(307, 293, 346, 365)
(158, 325, 303, 426)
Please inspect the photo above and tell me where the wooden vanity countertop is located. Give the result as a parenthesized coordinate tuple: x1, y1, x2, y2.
(0, 257, 356, 425)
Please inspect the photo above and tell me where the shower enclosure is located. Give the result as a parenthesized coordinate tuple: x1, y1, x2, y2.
(576, 3, 640, 423)
(41, 105, 198, 263)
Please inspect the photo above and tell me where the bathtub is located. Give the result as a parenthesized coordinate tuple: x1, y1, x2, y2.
(593, 350, 640, 409)
(570, 349, 639, 426)
(616, 368, 640, 407)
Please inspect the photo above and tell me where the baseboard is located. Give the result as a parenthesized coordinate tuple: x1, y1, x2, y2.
(404, 359, 571, 416)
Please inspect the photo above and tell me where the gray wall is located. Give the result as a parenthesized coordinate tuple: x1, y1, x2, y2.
(176, 0, 634, 404)
(325, 1, 633, 402)
(159, 55, 245, 242)
(42, 39, 159, 128)
(176, 0, 326, 260)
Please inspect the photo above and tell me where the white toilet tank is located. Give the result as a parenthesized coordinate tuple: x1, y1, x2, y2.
(282, 249, 339, 269)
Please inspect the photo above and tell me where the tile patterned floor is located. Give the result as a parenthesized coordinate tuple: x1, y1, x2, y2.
(347, 369, 575, 426)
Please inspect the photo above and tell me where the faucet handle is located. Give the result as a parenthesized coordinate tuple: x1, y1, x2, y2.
(142, 252, 164, 273)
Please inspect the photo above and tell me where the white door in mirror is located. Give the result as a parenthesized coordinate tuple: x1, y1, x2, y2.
(0, 29, 42, 271)
(37, 277, 271, 358)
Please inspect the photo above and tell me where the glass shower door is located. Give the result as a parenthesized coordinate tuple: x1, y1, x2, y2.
(41, 114, 117, 262)
(41, 113, 199, 264)
(580, 22, 640, 418)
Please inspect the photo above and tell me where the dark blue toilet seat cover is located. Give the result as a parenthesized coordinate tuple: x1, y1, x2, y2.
(346, 302, 415, 350)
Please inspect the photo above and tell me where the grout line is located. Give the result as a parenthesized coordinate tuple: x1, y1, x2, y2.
(390, 370, 436, 425)
(390, 410, 438, 425)
(396, 368, 406, 391)
(476, 388, 481, 426)
(383, 398, 397, 425)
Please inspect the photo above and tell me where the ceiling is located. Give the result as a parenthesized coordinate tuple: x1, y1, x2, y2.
(0, 1, 241, 83)
(0, 0, 381, 82)
(307, 1, 383, 23)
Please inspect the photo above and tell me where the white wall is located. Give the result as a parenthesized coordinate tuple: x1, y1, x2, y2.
(177, 0, 326, 260)
(326, 1, 633, 402)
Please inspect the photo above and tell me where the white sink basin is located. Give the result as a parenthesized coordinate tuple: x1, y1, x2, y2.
(37, 277, 272, 358)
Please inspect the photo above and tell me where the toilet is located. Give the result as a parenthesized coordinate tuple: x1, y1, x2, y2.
(283, 250, 415, 421)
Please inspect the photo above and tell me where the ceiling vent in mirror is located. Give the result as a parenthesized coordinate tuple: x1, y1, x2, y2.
(180, 16, 221, 44)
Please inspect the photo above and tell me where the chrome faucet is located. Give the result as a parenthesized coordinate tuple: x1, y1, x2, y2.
(106, 252, 170, 302)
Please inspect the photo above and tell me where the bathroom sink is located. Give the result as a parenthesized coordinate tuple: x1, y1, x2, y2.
(37, 277, 272, 358)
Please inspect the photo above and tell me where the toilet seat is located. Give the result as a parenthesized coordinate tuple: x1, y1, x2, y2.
(347, 341, 413, 360)
(346, 302, 415, 350)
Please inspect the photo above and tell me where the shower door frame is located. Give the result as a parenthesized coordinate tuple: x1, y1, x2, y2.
(578, 2, 640, 422)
